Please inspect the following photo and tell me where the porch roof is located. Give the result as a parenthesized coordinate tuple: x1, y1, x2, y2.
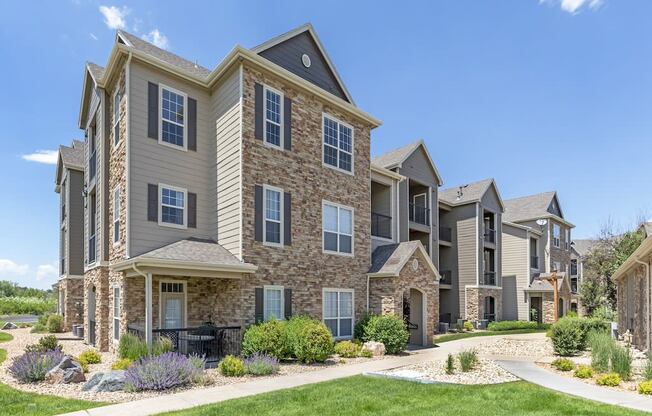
(112, 238, 257, 277)
(368, 241, 440, 279)
(525, 272, 569, 292)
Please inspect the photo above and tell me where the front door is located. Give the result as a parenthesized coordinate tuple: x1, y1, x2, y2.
(530, 296, 542, 323)
(407, 289, 424, 346)
(160, 282, 186, 329)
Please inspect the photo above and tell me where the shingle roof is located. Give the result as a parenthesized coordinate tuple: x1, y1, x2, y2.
(572, 239, 599, 257)
(86, 62, 105, 82)
(503, 191, 558, 223)
(117, 31, 211, 79)
(368, 241, 439, 278)
(371, 140, 421, 169)
(439, 178, 494, 205)
(59, 140, 85, 170)
(527, 272, 568, 292)
(134, 238, 244, 266)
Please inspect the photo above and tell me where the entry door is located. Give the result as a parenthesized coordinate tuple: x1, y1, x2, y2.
(161, 282, 186, 329)
(408, 289, 424, 346)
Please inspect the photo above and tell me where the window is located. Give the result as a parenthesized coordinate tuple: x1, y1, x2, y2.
(553, 224, 561, 248)
(323, 115, 353, 173)
(264, 286, 284, 321)
(323, 202, 353, 255)
(264, 86, 283, 148)
(553, 261, 561, 272)
(161, 281, 185, 329)
(113, 89, 121, 146)
(88, 192, 97, 264)
(564, 228, 570, 250)
(323, 289, 353, 339)
(263, 186, 283, 245)
(113, 187, 120, 244)
(113, 287, 120, 341)
(159, 185, 187, 228)
(160, 85, 186, 149)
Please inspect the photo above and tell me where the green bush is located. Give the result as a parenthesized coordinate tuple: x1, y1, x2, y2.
(596, 373, 621, 387)
(118, 334, 150, 361)
(643, 354, 652, 380)
(588, 330, 613, 373)
(219, 355, 245, 377)
(463, 321, 474, 331)
(359, 348, 373, 358)
(552, 358, 575, 372)
(610, 345, 632, 380)
(445, 353, 455, 375)
(0, 297, 56, 315)
(582, 318, 610, 335)
(25, 334, 61, 353)
(354, 312, 374, 341)
(151, 337, 173, 356)
(487, 321, 538, 331)
(46, 314, 64, 333)
(361, 315, 409, 355)
(111, 358, 133, 370)
(77, 359, 89, 373)
(79, 349, 102, 365)
(334, 341, 360, 358)
(592, 306, 615, 322)
(242, 320, 290, 359)
(286, 316, 333, 363)
(458, 349, 479, 372)
(574, 365, 594, 379)
(550, 317, 585, 356)
(638, 381, 652, 395)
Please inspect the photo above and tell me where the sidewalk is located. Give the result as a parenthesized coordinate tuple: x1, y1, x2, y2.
(497, 360, 652, 413)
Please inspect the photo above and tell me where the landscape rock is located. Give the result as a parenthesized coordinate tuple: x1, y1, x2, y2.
(2, 322, 18, 330)
(45, 356, 85, 384)
(82, 371, 126, 392)
(362, 341, 386, 356)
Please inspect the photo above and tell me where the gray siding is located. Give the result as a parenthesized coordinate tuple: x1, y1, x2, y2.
(398, 180, 409, 241)
(501, 223, 529, 320)
(68, 169, 85, 276)
(128, 60, 216, 256)
(479, 186, 502, 287)
(84, 94, 104, 269)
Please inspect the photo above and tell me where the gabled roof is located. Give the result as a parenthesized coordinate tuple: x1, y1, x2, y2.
(368, 241, 440, 279)
(86, 62, 105, 83)
(251, 23, 354, 104)
(503, 191, 573, 228)
(639, 221, 652, 238)
(55, 140, 85, 188)
(372, 140, 443, 186)
(572, 239, 599, 257)
(439, 178, 504, 210)
(526, 272, 570, 292)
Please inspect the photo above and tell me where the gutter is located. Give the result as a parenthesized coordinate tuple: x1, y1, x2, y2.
(112, 258, 258, 274)
(634, 257, 651, 351)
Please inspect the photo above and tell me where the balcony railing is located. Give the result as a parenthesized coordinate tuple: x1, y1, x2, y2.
(61, 204, 66, 222)
(531, 256, 539, 269)
(439, 270, 452, 285)
(88, 235, 96, 264)
(571, 264, 578, 276)
(409, 204, 430, 226)
(482, 271, 497, 286)
(439, 226, 452, 242)
(484, 228, 496, 244)
(371, 212, 392, 239)
(60, 257, 66, 275)
(89, 150, 97, 181)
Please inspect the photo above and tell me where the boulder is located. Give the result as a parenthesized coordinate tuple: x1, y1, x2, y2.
(45, 356, 86, 384)
(362, 341, 386, 356)
(82, 371, 126, 392)
(2, 322, 18, 330)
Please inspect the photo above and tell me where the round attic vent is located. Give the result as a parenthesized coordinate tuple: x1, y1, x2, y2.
(412, 259, 419, 272)
(301, 53, 311, 68)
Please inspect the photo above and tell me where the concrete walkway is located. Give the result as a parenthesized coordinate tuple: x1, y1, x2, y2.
(498, 360, 652, 413)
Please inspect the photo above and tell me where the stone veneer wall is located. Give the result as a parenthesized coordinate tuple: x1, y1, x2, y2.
(368, 250, 438, 345)
(59, 278, 84, 332)
(617, 264, 649, 350)
(465, 287, 503, 322)
(83, 266, 110, 351)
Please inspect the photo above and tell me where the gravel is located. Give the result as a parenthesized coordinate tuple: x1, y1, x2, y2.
(379, 358, 518, 385)
(474, 336, 553, 358)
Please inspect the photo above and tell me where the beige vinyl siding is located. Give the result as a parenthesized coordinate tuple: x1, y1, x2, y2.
(502, 224, 529, 320)
(520, 219, 548, 272)
(480, 188, 502, 285)
(128, 60, 216, 256)
(214, 67, 242, 258)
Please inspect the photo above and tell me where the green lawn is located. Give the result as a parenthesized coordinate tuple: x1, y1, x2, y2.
(159, 376, 645, 416)
(434, 328, 547, 343)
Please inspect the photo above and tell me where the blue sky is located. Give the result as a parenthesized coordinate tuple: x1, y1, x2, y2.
(0, 0, 650, 289)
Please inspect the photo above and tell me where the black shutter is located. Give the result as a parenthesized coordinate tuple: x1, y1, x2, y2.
(254, 185, 263, 242)
(283, 97, 292, 150)
(188, 192, 197, 228)
(147, 184, 158, 222)
(255, 287, 264, 323)
(284, 288, 292, 319)
(284, 192, 291, 246)
(254, 83, 263, 140)
(187, 97, 197, 151)
(147, 82, 158, 139)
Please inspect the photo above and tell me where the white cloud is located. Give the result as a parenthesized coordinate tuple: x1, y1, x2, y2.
(540, 0, 604, 13)
(142, 29, 169, 50)
(0, 259, 29, 277)
(99, 5, 129, 30)
(90, 33, 98, 41)
(36, 264, 58, 282)
(22, 150, 58, 165)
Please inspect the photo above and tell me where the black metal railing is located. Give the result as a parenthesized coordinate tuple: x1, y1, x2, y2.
(482, 271, 497, 286)
(88, 235, 96, 264)
(531, 256, 539, 269)
(439, 270, 452, 285)
(409, 204, 430, 226)
(89, 151, 96, 181)
(439, 226, 452, 242)
(371, 212, 392, 239)
(484, 228, 496, 244)
(89, 320, 96, 346)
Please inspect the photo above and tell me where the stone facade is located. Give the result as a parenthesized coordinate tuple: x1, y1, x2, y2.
(465, 286, 503, 322)
(83, 266, 110, 351)
(368, 249, 439, 346)
(58, 277, 84, 332)
(617, 264, 648, 350)
(549, 220, 571, 273)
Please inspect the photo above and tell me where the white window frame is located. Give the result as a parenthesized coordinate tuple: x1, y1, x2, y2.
(158, 84, 188, 151)
(158, 279, 188, 329)
(322, 200, 354, 257)
(412, 193, 427, 207)
(112, 286, 121, 342)
(322, 288, 354, 340)
(553, 224, 561, 248)
(113, 88, 121, 148)
(262, 185, 284, 247)
(322, 113, 354, 175)
(263, 285, 284, 321)
(113, 186, 120, 246)
(263, 85, 284, 149)
(158, 183, 188, 229)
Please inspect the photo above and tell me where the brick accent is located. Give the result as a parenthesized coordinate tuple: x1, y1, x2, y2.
(83, 266, 110, 351)
(57, 278, 84, 331)
(465, 286, 502, 322)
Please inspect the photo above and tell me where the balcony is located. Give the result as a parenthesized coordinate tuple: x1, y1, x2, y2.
(571, 263, 578, 276)
(88, 235, 96, 264)
(371, 212, 392, 239)
(571, 278, 578, 294)
(482, 271, 497, 286)
(531, 256, 539, 269)
(61, 204, 66, 223)
(60, 257, 65, 275)
(89, 150, 97, 181)
(484, 228, 496, 244)
(439, 226, 452, 242)
(409, 204, 430, 226)
(439, 270, 452, 285)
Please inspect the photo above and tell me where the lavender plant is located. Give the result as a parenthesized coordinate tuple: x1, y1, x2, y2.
(9, 349, 65, 382)
(124, 352, 203, 391)
(244, 353, 279, 376)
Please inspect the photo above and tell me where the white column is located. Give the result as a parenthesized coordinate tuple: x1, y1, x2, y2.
(145, 272, 153, 346)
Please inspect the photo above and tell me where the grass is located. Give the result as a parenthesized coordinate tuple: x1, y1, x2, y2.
(435, 328, 547, 344)
(158, 376, 647, 416)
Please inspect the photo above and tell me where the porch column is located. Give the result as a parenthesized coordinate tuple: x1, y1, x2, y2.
(145, 272, 153, 346)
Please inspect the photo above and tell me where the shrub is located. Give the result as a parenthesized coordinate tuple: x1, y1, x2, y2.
(354, 312, 374, 341)
(359, 348, 373, 358)
(362, 315, 409, 355)
(574, 365, 594, 379)
(244, 353, 279, 376)
(0, 297, 56, 315)
(25, 335, 61, 353)
(151, 337, 173, 356)
(638, 381, 652, 395)
(445, 353, 455, 375)
(458, 349, 478, 372)
(125, 352, 203, 391)
(9, 349, 65, 382)
(118, 334, 149, 361)
(463, 321, 474, 331)
(552, 358, 575, 372)
(219, 355, 245, 377)
(565, 311, 578, 318)
(77, 359, 89, 373)
(550, 317, 585, 356)
(592, 306, 615, 322)
(596, 373, 621, 387)
(610, 345, 632, 380)
(582, 318, 610, 335)
(112, 358, 133, 370)
(79, 349, 102, 365)
(486, 321, 549, 331)
(643, 354, 652, 381)
(46, 314, 64, 333)
(286, 316, 333, 363)
(587, 330, 613, 373)
(242, 320, 290, 359)
(334, 341, 360, 358)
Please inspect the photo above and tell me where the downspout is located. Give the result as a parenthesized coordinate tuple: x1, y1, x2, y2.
(132, 263, 152, 346)
(366, 274, 370, 312)
(634, 258, 651, 352)
(125, 52, 132, 258)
